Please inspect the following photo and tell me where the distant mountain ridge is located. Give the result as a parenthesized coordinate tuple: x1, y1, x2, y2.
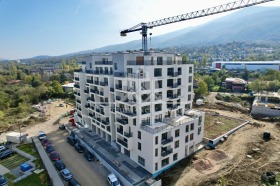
(92, 6, 280, 52)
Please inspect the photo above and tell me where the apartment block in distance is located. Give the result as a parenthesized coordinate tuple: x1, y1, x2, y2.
(73, 51, 205, 177)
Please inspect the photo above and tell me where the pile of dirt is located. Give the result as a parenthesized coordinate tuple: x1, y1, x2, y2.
(206, 149, 228, 162)
(193, 159, 214, 173)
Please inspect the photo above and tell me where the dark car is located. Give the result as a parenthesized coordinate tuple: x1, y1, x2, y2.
(67, 136, 76, 146)
(0, 150, 13, 160)
(68, 178, 81, 186)
(49, 151, 60, 161)
(41, 138, 51, 146)
(45, 145, 55, 153)
(84, 150, 95, 161)
(0, 175, 8, 186)
(54, 160, 65, 170)
(74, 143, 84, 153)
(38, 131, 47, 141)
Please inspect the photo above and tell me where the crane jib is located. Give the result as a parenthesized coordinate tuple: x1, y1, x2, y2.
(120, 0, 275, 53)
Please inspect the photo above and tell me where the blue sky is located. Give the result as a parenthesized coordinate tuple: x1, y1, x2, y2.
(0, 0, 279, 59)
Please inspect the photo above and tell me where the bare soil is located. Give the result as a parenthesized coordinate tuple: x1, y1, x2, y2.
(161, 93, 280, 186)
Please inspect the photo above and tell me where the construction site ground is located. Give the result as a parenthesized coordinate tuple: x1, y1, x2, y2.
(159, 93, 280, 186)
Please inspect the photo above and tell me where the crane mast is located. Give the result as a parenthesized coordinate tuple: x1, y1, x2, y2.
(120, 0, 275, 53)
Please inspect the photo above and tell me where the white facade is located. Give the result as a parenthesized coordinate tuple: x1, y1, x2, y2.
(212, 61, 280, 72)
(73, 51, 205, 176)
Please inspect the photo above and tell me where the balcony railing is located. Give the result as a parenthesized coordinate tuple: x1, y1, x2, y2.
(84, 89, 89, 93)
(116, 118, 128, 125)
(110, 88, 114, 92)
(94, 81, 99, 85)
(76, 100, 81, 104)
(74, 77, 79, 81)
(124, 132, 133, 138)
(117, 128, 123, 135)
(161, 137, 173, 145)
(141, 110, 150, 115)
(86, 80, 93, 84)
(168, 72, 180, 77)
(89, 113, 94, 118)
(161, 149, 173, 157)
(167, 105, 178, 110)
(74, 84, 80, 88)
(116, 107, 136, 117)
(115, 85, 122, 90)
(167, 94, 178, 99)
(141, 121, 150, 126)
(101, 120, 109, 125)
(86, 69, 113, 75)
(95, 61, 113, 65)
(111, 107, 115, 112)
(168, 84, 179, 88)
(117, 138, 127, 148)
(116, 96, 121, 101)
(100, 82, 108, 86)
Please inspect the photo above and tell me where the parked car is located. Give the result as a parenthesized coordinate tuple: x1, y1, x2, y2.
(54, 160, 65, 171)
(49, 151, 60, 161)
(68, 178, 81, 186)
(74, 143, 84, 153)
(67, 136, 76, 146)
(107, 173, 121, 186)
(45, 144, 55, 153)
(41, 138, 51, 146)
(38, 131, 47, 141)
(61, 168, 72, 181)
(84, 150, 95, 161)
(0, 146, 6, 152)
(0, 175, 8, 186)
(0, 150, 13, 160)
(59, 103, 64, 107)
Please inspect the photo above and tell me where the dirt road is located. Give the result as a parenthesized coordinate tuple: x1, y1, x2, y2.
(48, 129, 109, 186)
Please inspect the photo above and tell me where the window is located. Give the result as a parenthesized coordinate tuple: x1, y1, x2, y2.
(161, 157, 169, 167)
(175, 129, 180, 137)
(155, 148, 158, 157)
(173, 153, 178, 161)
(89, 63, 92, 68)
(155, 80, 162, 89)
(167, 57, 172, 64)
(154, 68, 162, 77)
(188, 76, 192, 83)
(185, 135, 189, 143)
(186, 125, 189, 132)
(133, 118, 136, 126)
(138, 156, 145, 166)
(189, 67, 193, 73)
(155, 92, 162, 101)
(198, 116, 202, 126)
(188, 94, 191, 101)
(178, 67, 182, 75)
(177, 78, 181, 86)
(175, 140, 179, 148)
(138, 142, 141, 151)
(188, 85, 192, 92)
(198, 127, 201, 135)
(155, 136, 158, 145)
(155, 163, 158, 171)
(191, 123, 194, 130)
(138, 131, 141, 139)
(114, 63, 118, 70)
(190, 133, 194, 141)
(157, 57, 163, 65)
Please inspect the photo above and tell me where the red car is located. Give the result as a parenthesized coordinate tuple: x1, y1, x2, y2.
(49, 151, 60, 161)
(41, 138, 51, 146)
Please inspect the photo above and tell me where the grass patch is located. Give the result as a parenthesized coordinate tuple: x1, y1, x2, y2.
(17, 143, 37, 157)
(204, 113, 245, 139)
(0, 154, 29, 170)
(14, 172, 48, 186)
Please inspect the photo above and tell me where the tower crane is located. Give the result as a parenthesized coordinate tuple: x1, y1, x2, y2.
(120, 0, 275, 54)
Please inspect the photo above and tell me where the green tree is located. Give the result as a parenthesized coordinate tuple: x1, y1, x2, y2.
(201, 55, 208, 68)
(268, 80, 280, 92)
(50, 80, 64, 97)
(203, 76, 215, 90)
(249, 79, 267, 92)
(196, 81, 208, 97)
(182, 54, 189, 64)
(0, 110, 4, 120)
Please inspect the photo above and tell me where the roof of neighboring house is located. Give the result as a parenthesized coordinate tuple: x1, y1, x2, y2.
(6, 80, 21, 85)
(62, 83, 74, 88)
(225, 78, 247, 85)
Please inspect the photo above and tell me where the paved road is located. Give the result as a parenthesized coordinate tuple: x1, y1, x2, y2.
(47, 129, 109, 186)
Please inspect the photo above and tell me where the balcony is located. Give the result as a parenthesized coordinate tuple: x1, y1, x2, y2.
(74, 77, 79, 81)
(110, 88, 114, 92)
(89, 113, 94, 118)
(115, 85, 122, 90)
(85, 104, 90, 108)
(161, 149, 173, 157)
(100, 82, 108, 86)
(117, 128, 123, 135)
(76, 100, 81, 104)
(89, 97, 95, 102)
(116, 96, 121, 101)
(84, 89, 89, 93)
(167, 105, 178, 110)
(116, 107, 136, 117)
(141, 110, 150, 115)
(86, 79, 93, 84)
(101, 120, 109, 125)
(161, 137, 173, 145)
(74, 84, 80, 88)
(116, 118, 128, 125)
(168, 84, 179, 88)
(124, 132, 133, 138)
(94, 81, 99, 85)
(167, 94, 178, 99)
(117, 138, 127, 148)
(141, 121, 150, 126)
(168, 72, 180, 77)
(123, 99, 136, 105)
(111, 107, 115, 112)
(77, 107, 81, 111)
(99, 91, 104, 96)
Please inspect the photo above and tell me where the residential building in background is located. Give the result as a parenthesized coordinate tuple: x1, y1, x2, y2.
(73, 51, 205, 176)
(212, 61, 280, 72)
(223, 78, 247, 92)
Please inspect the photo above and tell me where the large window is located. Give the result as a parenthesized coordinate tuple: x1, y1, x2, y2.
(189, 67, 193, 73)
(173, 153, 178, 161)
(138, 131, 141, 139)
(175, 140, 179, 148)
(138, 142, 141, 151)
(157, 57, 163, 65)
(162, 157, 169, 167)
(155, 148, 158, 157)
(191, 123, 194, 130)
(155, 163, 158, 171)
(175, 129, 180, 137)
(190, 133, 194, 141)
(188, 76, 192, 83)
(155, 136, 158, 145)
(155, 80, 162, 89)
(154, 68, 162, 77)
(138, 156, 145, 166)
(185, 135, 189, 143)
